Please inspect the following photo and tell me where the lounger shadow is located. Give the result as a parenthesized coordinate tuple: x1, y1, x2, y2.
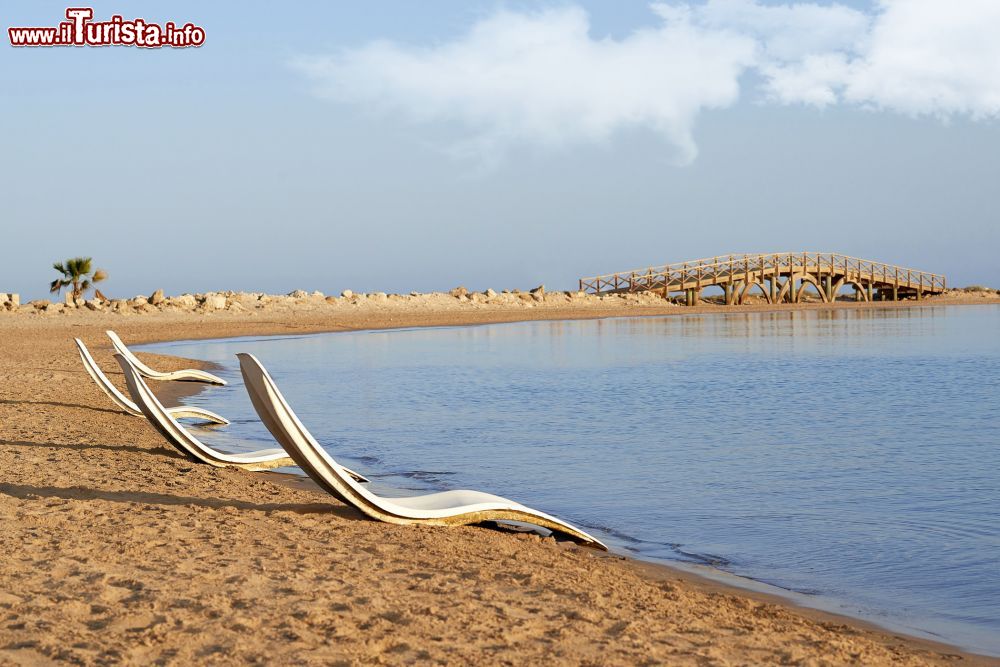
(75, 338, 229, 424)
(107, 330, 227, 385)
(114, 353, 368, 482)
(236, 352, 607, 550)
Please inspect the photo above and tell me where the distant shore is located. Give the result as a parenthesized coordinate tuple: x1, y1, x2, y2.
(1, 300, 998, 664)
(1, 283, 998, 323)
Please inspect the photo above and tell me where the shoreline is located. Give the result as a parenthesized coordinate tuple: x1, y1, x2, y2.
(257, 466, 992, 661)
(150, 301, 999, 661)
(2, 299, 997, 664)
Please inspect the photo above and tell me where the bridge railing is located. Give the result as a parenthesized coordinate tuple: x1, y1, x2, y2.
(578, 252, 947, 295)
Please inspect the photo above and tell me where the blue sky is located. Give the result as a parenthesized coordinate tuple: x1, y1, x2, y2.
(3, 1, 998, 300)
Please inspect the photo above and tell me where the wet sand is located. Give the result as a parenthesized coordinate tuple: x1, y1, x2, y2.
(1, 299, 997, 665)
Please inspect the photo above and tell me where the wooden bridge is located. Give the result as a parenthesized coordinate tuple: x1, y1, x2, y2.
(578, 252, 947, 306)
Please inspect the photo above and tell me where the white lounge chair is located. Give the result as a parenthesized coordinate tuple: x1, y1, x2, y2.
(75, 338, 229, 425)
(114, 353, 369, 481)
(107, 330, 227, 385)
(236, 353, 607, 549)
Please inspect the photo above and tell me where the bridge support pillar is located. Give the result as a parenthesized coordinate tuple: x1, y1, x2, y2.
(867, 283, 874, 302)
(892, 285, 898, 301)
(724, 283, 734, 305)
(916, 287, 923, 301)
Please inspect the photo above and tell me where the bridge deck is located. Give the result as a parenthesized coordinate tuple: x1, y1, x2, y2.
(579, 252, 946, 305)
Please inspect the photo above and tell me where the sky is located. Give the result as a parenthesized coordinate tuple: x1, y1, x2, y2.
(3, 0, 999, 301)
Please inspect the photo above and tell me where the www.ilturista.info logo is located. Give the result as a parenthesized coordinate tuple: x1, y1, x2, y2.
(8, 8, 205, 48)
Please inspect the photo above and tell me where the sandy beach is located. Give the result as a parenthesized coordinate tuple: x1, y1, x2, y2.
(2, 295, 998, 665)
(9, 0, 1000, 660)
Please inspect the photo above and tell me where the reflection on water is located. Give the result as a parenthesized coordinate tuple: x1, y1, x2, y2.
(142, 305, 1000, 655)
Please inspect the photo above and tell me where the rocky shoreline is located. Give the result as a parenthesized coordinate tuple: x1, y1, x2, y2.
(2, 285, 673, 316)
(2, 284, 998, 317)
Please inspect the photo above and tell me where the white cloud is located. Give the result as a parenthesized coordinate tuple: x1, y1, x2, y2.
(294, 1, 1000, 163)
(838, 0, 1000, 118)
(762, 53, 852, 107)
(659, 0, 868, 62)
(703, 0, 1000, 118)
(294, 6, 756, 163)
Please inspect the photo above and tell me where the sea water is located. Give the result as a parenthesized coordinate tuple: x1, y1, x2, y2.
(141, 305, 1000, 655)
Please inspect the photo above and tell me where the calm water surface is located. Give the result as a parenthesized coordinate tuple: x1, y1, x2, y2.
(142, 305, 1000, 655)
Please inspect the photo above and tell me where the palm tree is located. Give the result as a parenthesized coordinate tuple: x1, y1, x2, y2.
(50, 257, 108, 303)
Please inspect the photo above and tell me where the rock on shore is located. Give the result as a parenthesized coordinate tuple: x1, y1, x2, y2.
(3, 284, 995, 317)
(1, 288, 674, 316)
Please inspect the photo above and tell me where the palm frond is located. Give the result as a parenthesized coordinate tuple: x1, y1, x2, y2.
(68, 257, 91, 278)
(51, 257, 104, 296)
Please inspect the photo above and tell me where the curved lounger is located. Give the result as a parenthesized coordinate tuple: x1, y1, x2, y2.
(107, 330, 227, 385)
(114, 353, 369, 482)
(75, 338, 229, 425)
(236, 353, 607, 550)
